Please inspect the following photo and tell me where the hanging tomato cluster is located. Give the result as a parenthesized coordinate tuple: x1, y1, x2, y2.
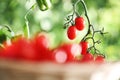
(64, 0, 107, 62)
(67, 16, 85, 40)
(0, 33, 104, 63)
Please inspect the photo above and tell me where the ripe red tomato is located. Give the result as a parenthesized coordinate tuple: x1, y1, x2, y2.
(67, 26, 76, 40)
(60, 44, 76, 62)
(80, 41, 88, 55)
(52, 43, 81, 63)
(0, 42, 19, 59)
(52, 44, 73, 63)
(0, 36, 38, 61)
(33, 34, 49, 50)
(41, 50, 53, 62)
(95, 55, 105, 63)
(75, 17, 85, 31)
(32, 33, 53, 61)
(18, 40, 38, 61)
(80, 53, 94, 62)
(11, 37, 37, 61)
(0, 36, 24, 60)
(53, 49, 67, 63)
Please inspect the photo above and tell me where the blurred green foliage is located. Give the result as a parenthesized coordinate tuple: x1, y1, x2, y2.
(0, 0, 120, 61)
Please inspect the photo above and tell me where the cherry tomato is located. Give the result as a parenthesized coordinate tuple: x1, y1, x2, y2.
(80, 41, 88, 55)
(0, 41, 19, 59)
(75, 17, 85, 31)
(32, 33, 52, 61)
(95, 55, 105, 63)
(60, 44, 76, 61)
(18, 40, 37, 61)
(53, 49, 67, 63)
(80, 53, 94, 63)
(33, 34, 49, 50)
(0, 36, 24, 59)
(67, 26, 76, 40)
(0, 37, 38, 61)
(52, 43, 81, 63)
(52, 44, 73, 63)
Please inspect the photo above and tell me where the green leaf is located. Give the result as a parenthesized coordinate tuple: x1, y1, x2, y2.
(0, 25, 14, 39)
(0, 30, 7, 43)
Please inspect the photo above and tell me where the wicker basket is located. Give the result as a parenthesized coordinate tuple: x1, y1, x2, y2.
(0, 59, 120, 80)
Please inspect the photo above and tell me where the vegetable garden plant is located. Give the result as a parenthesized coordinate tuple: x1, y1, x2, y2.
(0, 0, 107, 63)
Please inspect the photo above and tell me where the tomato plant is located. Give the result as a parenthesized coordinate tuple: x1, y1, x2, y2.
(0, 0, 107, 64)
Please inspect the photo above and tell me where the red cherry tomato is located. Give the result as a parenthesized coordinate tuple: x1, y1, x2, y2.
(95, 55, 105, 63)
(52, 44, 72, 63)
(80, 41, 88, 55)
(19, 40, 38, 61)
(75, 17, 85, 31)
(0, 37, 38, 61)
(0, 36, 20, 59)
(67, 26, 76, 40)
(60, 44, 76, 61)
(12, 37, 37, 61)
(0, 44, 18, 59)
(80, 53, 94, 63)
(53, 43, 82, 63)
(33, 33, 53, 61)
(34, 34, 49, 50)
(53, 49, 67, 63)
(0, 34, 52, 62)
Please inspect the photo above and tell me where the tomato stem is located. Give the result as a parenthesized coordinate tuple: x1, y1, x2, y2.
(78, 0, 108, 55)
(79, 0, 91, 41)
(24, 12, 30, 39)
(24, 4, 36, 38)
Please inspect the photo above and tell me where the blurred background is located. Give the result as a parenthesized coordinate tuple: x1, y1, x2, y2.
(0, 0, 120, 61)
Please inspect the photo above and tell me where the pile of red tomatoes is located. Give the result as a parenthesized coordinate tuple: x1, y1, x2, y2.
(0, 33, 104, 63)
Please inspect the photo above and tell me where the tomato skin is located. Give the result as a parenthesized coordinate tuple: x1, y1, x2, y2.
(0, 37, 24, 60)
(0, 33, 52, 62)
(67, 26, 76, 40)
(0, 37, 38, 61)
(60, 44, 75, 62)
(80, 53, 94, 63)
(95, 55, 105, 63)
(18, 40, 37, 61)
(0, 44, 18, 59)
(53, 49, 67, 63)
(52, 43, 77, 63)
(52, 43, 82, 63)
(34, 34, 49, 49)
(75, 17, 85, 31)
(80, 41, 88, 55)
(32, 34, 52, 61)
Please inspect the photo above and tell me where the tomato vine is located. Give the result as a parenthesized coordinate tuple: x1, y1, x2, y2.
(64, 0, 108, 57)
